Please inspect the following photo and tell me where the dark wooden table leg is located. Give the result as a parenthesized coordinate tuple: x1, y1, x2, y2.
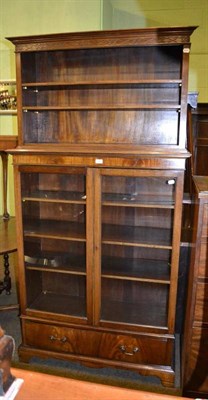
(1, 152, 10, 220)
(3, 253, 11, 294)
(0, 253, 11, 295)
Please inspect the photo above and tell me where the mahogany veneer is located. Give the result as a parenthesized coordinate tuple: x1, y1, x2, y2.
(8, 26, 196, 389)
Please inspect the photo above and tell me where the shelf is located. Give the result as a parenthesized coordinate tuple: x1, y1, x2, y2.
(25, 253, 86, 274)
(102, 256, 170, 284)
(102, 193, 175, 208)
(22, 105, 181, 111)
(101, 298, 168, 327)
(102, 224, 172, 249)
(22, 190, 86, 204)
(24, 220, 86, 242)
(21, 109, 180, 146)
(26, 265, 86, 276)
(28, 291, 86, 317)
(22, 80, 182, 88)
(23, 220, 172, 248)
(0, 110, 17, 115)
(22, 191, 174, 207)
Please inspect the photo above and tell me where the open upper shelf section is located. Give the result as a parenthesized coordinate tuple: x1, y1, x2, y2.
(20, 46, 183, 84)
(7, 26, 197, 153)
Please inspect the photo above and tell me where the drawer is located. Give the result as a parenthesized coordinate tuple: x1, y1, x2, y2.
(22, 320, 173, 366)
(98, 333, 173, 365)
(198, 242, 208, 277)
(197, 121, 208, 138)
(194, 282, 208, 323)
(23, 320, 102, 357)
(201, 205, 208, 238)
(185, 327, 208, 393)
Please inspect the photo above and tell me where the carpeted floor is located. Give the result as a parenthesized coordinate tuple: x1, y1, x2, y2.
(0, 254, 182, 396)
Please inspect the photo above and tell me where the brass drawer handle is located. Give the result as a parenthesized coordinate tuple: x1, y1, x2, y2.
(119, 345, 139, 356)
(49, 335, 67, 343)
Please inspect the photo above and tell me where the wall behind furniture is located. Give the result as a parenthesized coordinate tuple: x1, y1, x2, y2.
(103, 0, 207, 102)
(0, 0, 103, 216)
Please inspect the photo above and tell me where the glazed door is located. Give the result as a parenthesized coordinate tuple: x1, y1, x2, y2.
(17, 165, 93, 325)
(93, 168, 184, 333)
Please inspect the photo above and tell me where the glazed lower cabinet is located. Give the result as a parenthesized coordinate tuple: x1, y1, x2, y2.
(14, 162, 184, 388)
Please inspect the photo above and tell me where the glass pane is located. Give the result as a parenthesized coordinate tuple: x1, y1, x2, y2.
(21, 171, 86, 200)
(102, 175, 175, 205)
(21, 170, 87, 318)
(26, 269, 86, 317)
(101, 174, 174, 327)
(101, 278, 168, 327)
(102, 245, 171, 282)
(24, 238, 86, 273)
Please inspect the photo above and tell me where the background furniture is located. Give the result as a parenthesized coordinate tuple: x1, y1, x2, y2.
(0, 80, 16, 117)
(0, 217, 17, 299)
(0, 135, 17, 219)
(182, 103, 208, 398)
(8, 26, 195, 389)
(190, 104, 208, 176)
(0, 136, 18, 309)
(183, 177, 208, 398)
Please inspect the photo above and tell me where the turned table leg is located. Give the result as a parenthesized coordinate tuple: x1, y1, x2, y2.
(0, 152, 10, 220)
(0, 253, 11, 295)
(3, 253, 11, 295)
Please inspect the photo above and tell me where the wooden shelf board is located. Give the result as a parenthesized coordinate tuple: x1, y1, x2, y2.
(24, 252, 86, 272)
(24, 220, 86, 242)
(102, 274, 170, 284)
(22, 79, 182, 87)
(26, 265, 86, 275)
(102, 256, 170, 282)
(102, 193, 175, 208)
(101, 298, 168, 327)
(22, 190, 86, 204)
(22, 104, 181, 111)
(0, 110, 17, 115)
(102, 224, 172, 249)
(28, 291, 86, 317)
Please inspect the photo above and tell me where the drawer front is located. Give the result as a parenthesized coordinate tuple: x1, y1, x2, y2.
(201, 205, 208, 238)
(23, 321, 102, 356)
(98, 333, 173, 365)
(185, 327, 208, 393)
(198, 242, 208, 277)
(194, 282, 208, 323)
(23, 320, 173, 366)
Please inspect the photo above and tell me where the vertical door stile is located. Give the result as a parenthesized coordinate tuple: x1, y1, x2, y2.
(86, 167, 94, 324)
(179, 45, 191, 149)
(168, 171, 184, 333)
(15, 52, 23, 146)
(93, 168, 102, 326)
(14, 164, 27, 312)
